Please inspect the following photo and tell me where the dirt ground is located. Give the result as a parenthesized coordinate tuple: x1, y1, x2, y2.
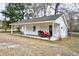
(0, 33, 78, 56)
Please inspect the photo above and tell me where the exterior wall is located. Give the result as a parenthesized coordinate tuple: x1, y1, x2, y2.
(54, 24, 60, 38)
(20, 25, 25, 34)
(55, 16, 68, 38)
(25, 24, 38, 35)
(21, 25, 27, 35)
(22, 23, 52, 36)
(20, 16, 68, 40)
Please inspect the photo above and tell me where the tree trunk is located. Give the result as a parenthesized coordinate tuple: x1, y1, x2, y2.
(55, 3, 60, 15)
(43, 5, 46, 16)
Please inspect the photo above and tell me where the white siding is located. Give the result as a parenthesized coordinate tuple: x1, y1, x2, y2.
(20, 25, 25, 34)
(55, 16, 68, 38)
(26, 25, 38, 35)
(20, 17, 68, 40)
(20, 25, 23, 32)
(22, 23, 52, 36)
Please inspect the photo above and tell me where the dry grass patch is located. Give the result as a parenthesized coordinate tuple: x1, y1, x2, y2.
(51, 37, 79, 54)
(0, 33, 78, 56)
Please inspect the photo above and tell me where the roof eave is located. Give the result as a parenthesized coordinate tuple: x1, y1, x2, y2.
(10, 20, 55, 25)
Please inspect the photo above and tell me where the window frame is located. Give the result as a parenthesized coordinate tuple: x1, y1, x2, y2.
(33, 26, 36, 32)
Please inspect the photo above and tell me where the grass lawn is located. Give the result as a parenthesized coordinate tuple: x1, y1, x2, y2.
(0, 33, 79, 56)
(8, 33, 79, 55)
(11, 33, 79, 55)
(51, 36, 79, 54)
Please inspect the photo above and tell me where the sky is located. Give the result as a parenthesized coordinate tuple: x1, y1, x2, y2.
(0, 3, 5, 20)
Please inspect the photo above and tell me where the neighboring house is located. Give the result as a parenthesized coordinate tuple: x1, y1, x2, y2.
(10, 14, 69, 41)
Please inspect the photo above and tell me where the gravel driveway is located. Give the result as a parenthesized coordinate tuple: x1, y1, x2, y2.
(0, 33, 78, 56)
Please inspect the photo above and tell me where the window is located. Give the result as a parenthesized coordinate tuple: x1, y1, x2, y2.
(33, 26, 36, 32)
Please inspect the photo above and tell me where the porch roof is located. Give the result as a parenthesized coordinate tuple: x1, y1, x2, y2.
(10, 14, 62, 25)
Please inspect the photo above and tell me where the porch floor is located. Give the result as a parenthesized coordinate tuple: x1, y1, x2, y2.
(12, 33, 50, 40)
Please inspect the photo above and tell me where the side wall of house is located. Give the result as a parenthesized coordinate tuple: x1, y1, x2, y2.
(55, 16, 68, 38)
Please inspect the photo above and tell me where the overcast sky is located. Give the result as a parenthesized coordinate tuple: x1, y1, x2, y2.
(0, 3, 5, 20)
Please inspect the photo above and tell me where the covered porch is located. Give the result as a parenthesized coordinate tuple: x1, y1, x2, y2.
(10, 21, 60, 41)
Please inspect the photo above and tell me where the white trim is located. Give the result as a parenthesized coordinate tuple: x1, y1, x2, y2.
(24, 25, 27, 35)
(11, 25, 13, 34)
(61, 14, 69, 28)
(10, 20, 54, 25)
(52, 22, 55, 37)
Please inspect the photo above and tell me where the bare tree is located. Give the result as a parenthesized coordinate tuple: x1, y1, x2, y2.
(58, 3, 79, 32)
(55, 3, 60, 15)
(32, 3, 52, 18)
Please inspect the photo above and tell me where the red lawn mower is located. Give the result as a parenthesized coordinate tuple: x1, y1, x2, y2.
(38, 31, 51, 39)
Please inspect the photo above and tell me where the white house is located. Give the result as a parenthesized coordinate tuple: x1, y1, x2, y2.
(10, 14, 69, 41)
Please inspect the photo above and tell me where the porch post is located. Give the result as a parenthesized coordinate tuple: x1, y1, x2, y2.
(52, 22, 55, 37)
(11, 25, 14, 34)
(24, 24, 27, 35)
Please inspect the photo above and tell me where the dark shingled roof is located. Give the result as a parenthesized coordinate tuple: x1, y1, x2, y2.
(10, 14, 62, 25)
